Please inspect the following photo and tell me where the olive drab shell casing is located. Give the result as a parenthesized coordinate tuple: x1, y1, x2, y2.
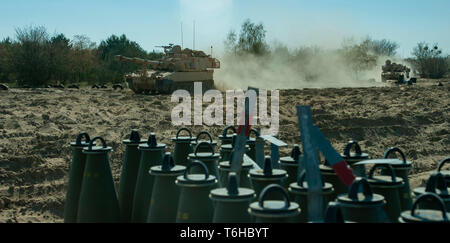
(188, 142, 220, 179)
(340, 141, 370, 177)
(437, 157, 450, 186)
(250, 157, 288, 200)
(172, 128, 195, 166)
(413, 172, 450, 212)
(381, 147, 413, 211)
(147, 153, 186, 223)
(323, 202, 345, 223)
(399, 193, 450, 223)
(245, 128, 260, 162)
(248, 184, 300, 223)
(210, 173, 255, 223)
(288, 171, 335, 223)
(131, 133, 166, 223)
(279, 144, 303, 189)
(337, 178, 387, 223)
(218, 160, 253, 188)
(118, 130, 147, 222)
(64, 132, 93, 223)
(218, 126, 237, 146)
(367, 164, 404, 223)
(190, 131, 218, 153)
(319, 163, 348, 200)
(219, 135, 249, 163)
(77, 137, 120, 223)
(219, 144, 234, 163)
(176, 161, 218, 223)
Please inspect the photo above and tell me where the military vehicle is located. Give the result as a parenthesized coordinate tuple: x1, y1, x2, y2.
(115, 44, 220, 94)
(381, 60, 411, 83)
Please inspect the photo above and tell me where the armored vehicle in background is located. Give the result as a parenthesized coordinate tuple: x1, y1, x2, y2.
(381, 60, 411, 83)
(115, 44, 220, 94)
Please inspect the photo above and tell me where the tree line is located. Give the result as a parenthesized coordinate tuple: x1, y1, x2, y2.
(0, 25, 163, 87)
(1, 22, 449, 87)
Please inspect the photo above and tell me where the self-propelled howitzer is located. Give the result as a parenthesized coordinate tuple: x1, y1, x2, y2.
(115, 45, 220, 94)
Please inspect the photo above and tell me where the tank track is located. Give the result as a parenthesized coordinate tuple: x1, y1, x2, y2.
(129, 80, 215, 95)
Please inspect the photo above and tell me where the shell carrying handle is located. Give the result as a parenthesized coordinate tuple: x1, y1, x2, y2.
(383, 147, 407, 164)
(222, 126, 236, 137)
(195, 131, 213, 143)
(425, 172, 448, 193)
(176, 128, 192, 139)
(437, 157, 450, 172)
(298, 170, 325, 187)
(343, 141, 362, 157)
(75, 132, 91, 146)
(348, 178, 373, 200)
(184, 160, 209, 181)
(194, 142, 215, 156)
(258, 184, 291, 209)
(368, 164, 397, 183)
(411, 193, 448, 221)
(324, 202, 345, 223)
(227, 173, 239, 196)
(129, 130, 141, 143)
(87, 137, 107, 151)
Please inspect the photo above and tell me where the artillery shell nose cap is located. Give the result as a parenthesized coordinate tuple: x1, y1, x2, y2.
(219, 160, 253, 169)
(171, 128, 195, 142)
(176, 160, 217, 186)
(249, 184, 299, 215)
(251, 157, 287, 178)
(190, 140, 218, 146)
(400, 193, 450, 223)
(250, 200, 299, 214)
(176, 174, 216, 185)
(280, 144, 303, 165)
(211, 172, 254, 200)
(122, 130, 147, 145)
(249, 169, 287, 178)
(151, 153, 186, 175)
(340, 141, 369, 162)
(219, 126, 237, 140)
(70, 132, 95, 147)
(82, 137, 113, 154)
(138, 133, 166, 150)
(83, 146, 113, 152)
(210, 187, 255, 200)
(383, 147, 413, 168)
(337, 178, 385, 205)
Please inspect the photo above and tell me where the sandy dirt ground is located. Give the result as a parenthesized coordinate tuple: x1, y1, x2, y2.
(0, 79, 448, 223)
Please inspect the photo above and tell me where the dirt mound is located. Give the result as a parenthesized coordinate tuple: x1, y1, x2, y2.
(0, 80, 448, 222)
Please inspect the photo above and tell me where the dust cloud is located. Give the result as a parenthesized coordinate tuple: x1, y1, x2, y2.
(214, 47, 401, 90)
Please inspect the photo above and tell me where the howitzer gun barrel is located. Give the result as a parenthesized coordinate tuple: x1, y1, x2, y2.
(114, 55, 161, 67)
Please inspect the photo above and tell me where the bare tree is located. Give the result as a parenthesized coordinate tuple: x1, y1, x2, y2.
(13, 25, 51, 86)
(411, 42, 448, 78)
(368, 38, 399, 57)
(224, 30, 237, 54)
(71, 35, 96, 50)
(237, 19, 269, 55)
(224, 19, 269, 56)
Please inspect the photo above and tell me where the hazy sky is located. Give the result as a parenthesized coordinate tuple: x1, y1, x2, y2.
(1, 0, 449, 57)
